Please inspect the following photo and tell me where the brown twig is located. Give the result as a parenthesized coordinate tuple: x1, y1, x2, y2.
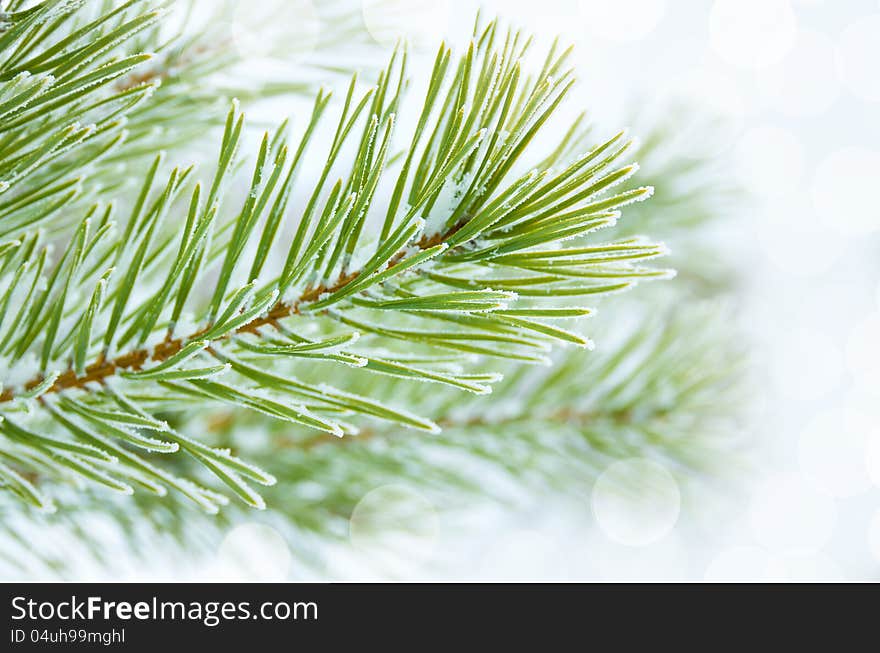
(0, 274, 351, 403)
(0, 223, 464, 404)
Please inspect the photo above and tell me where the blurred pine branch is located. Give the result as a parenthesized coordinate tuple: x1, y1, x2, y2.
(0, 301, 746, 578)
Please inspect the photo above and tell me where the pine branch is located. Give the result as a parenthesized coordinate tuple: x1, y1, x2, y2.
(0, 13, 672, 513)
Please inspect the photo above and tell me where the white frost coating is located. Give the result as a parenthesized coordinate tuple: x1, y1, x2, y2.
(399, 244, 421, 258)
(254, 288, 279, 314)
(0, 353, 43, 393)
(600, 214, 619, 230)
(633, 185, 655, 204)
(345, 235, 379, 273)
(650, 241, 671, 257)
(169, 311, 199, 340)
(82, 379, 105, 394)
(327, 419, 345, 438)
(279, 278, 307, 305)
(417, 243, 449, 273)
(100, 374, 126, 391)
(140, 322, 169, 352)
(410, 216, 426, 234)
(421, 173, 473, 235)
